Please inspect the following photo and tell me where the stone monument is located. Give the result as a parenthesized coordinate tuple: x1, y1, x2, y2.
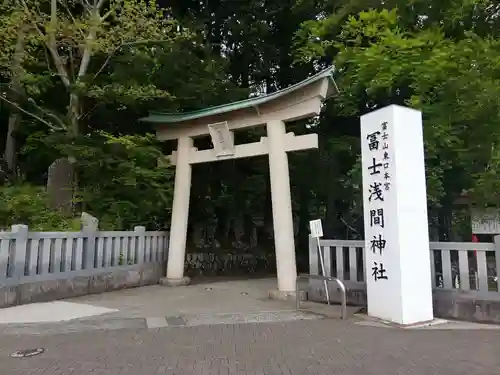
(47, 157, 75, 215)
(360, 104, 434, 325)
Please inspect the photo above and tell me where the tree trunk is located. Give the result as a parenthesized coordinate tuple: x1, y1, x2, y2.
(4, 25, 27, 174)
(46, 92, 80, 214)
(297, 181, 311, 272)
(68, 93, 80, 136)
(5, 113, 21, 174)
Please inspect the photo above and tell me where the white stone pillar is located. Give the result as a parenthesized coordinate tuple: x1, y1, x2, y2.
(164, 136, 193, 286)
(266, 120, 297, 293)
(360, 105, 433, 325)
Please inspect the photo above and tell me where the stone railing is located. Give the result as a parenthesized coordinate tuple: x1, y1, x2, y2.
(0, 225, 168, 308)
(308, 236, 500, 324)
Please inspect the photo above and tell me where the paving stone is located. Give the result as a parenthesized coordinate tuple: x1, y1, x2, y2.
(0, 309, 322, 335)
(146, 317, 168, 329)
(0, 317, 147, 335)
(165, 316, 186, 327)
(184, 310, 321, 326)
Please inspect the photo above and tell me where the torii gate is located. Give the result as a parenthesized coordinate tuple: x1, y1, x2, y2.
(140, 67, 338, 297)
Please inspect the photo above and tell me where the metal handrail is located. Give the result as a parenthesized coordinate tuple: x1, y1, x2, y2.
(296, 274, 347, 320)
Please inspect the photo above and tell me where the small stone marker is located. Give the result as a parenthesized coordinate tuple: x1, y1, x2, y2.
(80, 212, 98, 231)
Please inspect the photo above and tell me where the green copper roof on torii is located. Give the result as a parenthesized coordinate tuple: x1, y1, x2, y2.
(139, 66, 337, 124)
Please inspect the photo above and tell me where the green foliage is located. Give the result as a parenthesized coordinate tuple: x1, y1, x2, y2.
(23, 131, 174, 230)
(0, 185, 79, 231)
(75, 132, 175, 230)
(0, 0, 191, 134)
(1, 0, 499, 247)
(298, 5, 500, 210)
(0, 0, 244, 233)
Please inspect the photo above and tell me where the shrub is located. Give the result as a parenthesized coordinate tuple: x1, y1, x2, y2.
(0, 184, 80, 231)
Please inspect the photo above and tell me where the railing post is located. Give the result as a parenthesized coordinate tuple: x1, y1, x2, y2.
(494, 235, 500, 292)
(165, 231, 170, 262)
(429, 248, 436, 288)
(296, 274, 347, 320)
(11, 224, 28, 279)
(82, 215, 98, 269)
(309, 235, 318, 275)
(135, 226, 146, 264)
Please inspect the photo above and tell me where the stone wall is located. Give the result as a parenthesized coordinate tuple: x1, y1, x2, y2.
(185, 252, 275, 277)
(432, 289, 500, 323)
(0, 263, 164, 308)
(307, 280, 500, 324)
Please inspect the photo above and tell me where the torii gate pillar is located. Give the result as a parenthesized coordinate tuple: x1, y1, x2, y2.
(267, 119, 296, 292)
(140, 67, 338, 297)
(165, 136, 193, 282)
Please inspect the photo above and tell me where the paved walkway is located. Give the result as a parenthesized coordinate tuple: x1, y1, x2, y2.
(0, 278, 335, 334)
(2, 319, 500, 375)
(66, 278, 297, 318)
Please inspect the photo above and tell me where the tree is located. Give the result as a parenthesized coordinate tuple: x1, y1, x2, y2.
(0, 3, 35, 174)
(0, 0, 188, 210)
(0, 0, 249, 231)
(296, 4, 500, 238)
(22, 0, 186, 132)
